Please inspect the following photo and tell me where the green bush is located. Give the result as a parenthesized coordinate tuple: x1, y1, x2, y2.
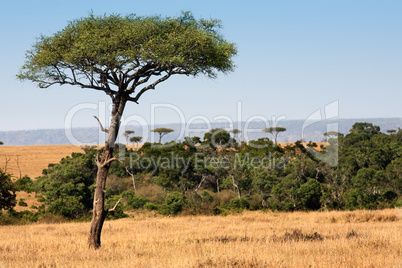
(159, 192, 187, 216)
(122, 190, 148, 209)
(106, 195, 128, 220)
(35, 150, 97, 219)
(227, 198, 250, 211)
(0, 170, 16, 211)
(144, 203, 158, 211)
(18, 198, 28, 207)
(297, 179, 322, 210)
(14, 176, 33, 192)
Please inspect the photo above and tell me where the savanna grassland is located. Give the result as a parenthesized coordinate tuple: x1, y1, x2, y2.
(0, 145, 84, 179)
(0, 209, 400, 268)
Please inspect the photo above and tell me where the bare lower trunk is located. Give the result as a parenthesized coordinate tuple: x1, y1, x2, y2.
(88, 146, 112, 249)
(88, 97, 126, 249)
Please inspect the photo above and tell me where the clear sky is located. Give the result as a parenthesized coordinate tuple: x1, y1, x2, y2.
(0, 0, 401, 131)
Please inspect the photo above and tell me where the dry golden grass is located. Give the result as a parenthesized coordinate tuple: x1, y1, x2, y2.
(14, 191, 43, 212)
(0, 145, 84, 179)
(0, 209, 400, 267)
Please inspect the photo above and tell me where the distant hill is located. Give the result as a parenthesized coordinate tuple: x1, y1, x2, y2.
(0, 118, 401, 146)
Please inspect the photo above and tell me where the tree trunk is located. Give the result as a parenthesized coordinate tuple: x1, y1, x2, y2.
(88, 97, 126, 249)
(88, 156, 110, 249)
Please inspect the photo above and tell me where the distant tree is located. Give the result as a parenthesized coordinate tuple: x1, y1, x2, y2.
(262, 127, 286, 145)
(0, 170, 16, 211)
(386, 129, 397, 135)
(203, 128, 231, 148)
(18, 12, 236, 248)
(123, 130, 135, 145)
(151, 128, 174, 143)
(323, 131, 343, 140)
(183, 136, 201, 148)
(0, 141, 3, 145)
(306, 141, 318, 148)
(129, 136, 142, 149)
(231, 129, 241, 142)
(349, 122, 380, 136)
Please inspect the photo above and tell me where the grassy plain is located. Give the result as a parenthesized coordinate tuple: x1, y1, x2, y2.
(0, 145, 85, 179)
(0, 209, 400, 267)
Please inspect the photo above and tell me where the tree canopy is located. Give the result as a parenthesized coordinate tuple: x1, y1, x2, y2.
(151, 128, 174, 143)
(203, 128, 231, 148)
(262, 127, 287, 144)
(17, 12, 237, 101)
(123, 130, 135, 144)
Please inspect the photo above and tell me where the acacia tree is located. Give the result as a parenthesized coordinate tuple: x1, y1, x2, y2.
(18, 12, 236, 249)
(262, 127, 286, 145)
(129, 136, 142, 149)
(386, 129, 396, 135)
(204, 128, 231, 148)
(231, 129, 241, 142)
(123, 130, 135, 145)
(151, 127, 174, 143)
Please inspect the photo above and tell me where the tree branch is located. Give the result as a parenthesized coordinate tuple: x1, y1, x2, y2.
(94, 151, 101, 167)
(93, 116, 109, 133)
(101, 156, 124, 168)
(129, 70, 173, 103)
(108, 198, 122, 212)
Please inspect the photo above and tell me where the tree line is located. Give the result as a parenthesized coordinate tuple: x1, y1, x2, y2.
(1, 122, 401, 225)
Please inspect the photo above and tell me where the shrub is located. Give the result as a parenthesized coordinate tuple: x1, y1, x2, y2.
(137, 183, 166, 204)
(14, 176, 33, 192)
(227, 198, 250, 211)
(18, 198, 28, 207)
(144, 203, 158, 211)
(106, 195, 128, 220)
(159, 192, 187, 216)
(0, 170, 16, 211)
(121, 190, 148, 209)
(297, 179, 322, 210)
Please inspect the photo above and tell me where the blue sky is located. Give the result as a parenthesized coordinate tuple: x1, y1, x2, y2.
(0, 0, 401, 131)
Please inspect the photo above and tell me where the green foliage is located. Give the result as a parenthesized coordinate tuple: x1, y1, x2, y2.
(227, 198, 250, 210)
(159, 192, 187, 216)
(151, 128, 174, 143)
(203, 128, 231, 148)
(0, 170, 16, 211)
(18, 199, 28, 207)
(34, 150, 97, 219)
(121, 190, 148, 209)
(14, 176, 33, 192)
(130, 136, 143, 144)
(297, 179, 322, 210)
(123, 130, 135, 144)
(105, 195, 128, 220)
(18, 12, 236, 88)
(5, 121, 400, 221)
(144, 203, 159, 211)
(262, 127, 286, 144)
